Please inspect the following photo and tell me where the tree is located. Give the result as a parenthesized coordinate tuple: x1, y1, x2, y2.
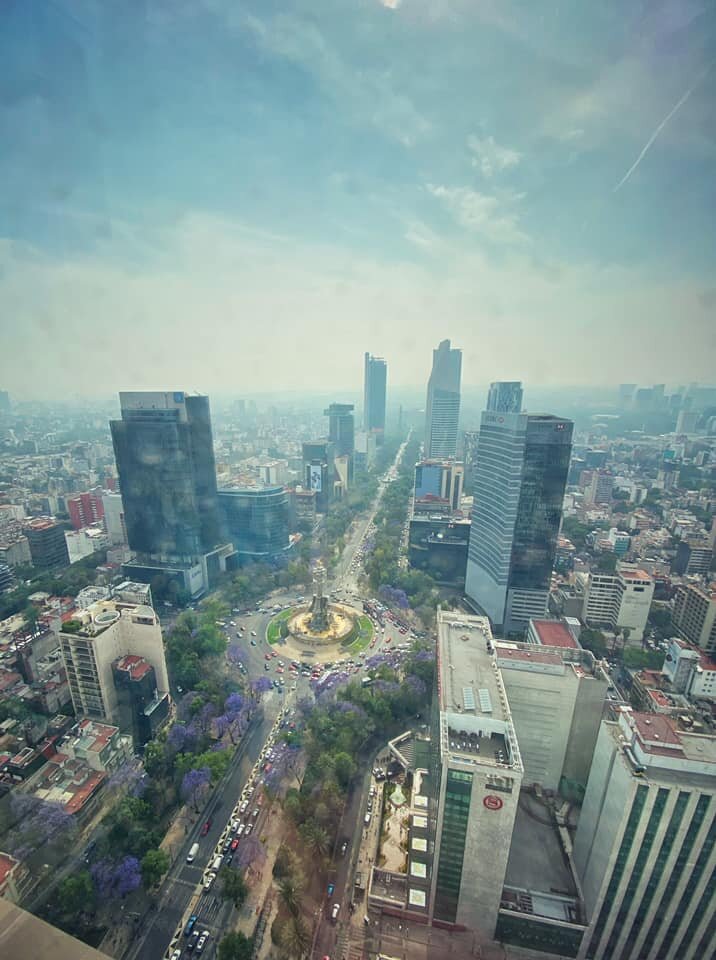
(218, 932, 254, 960)
(279, 916, 311, 959)
(56, 870, 95, 915)
(141, 848, 169, 888)
(22, 603, 39, 632)
(219, 867, 248, 908)
(578, 628, 608, 659)
(597, 552, 618, 573)
(278, 874, 304, 918)
(181, 767, 211, 811)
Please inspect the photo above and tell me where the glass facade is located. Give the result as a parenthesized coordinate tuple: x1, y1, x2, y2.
(639, 793, 710, 956)
(425, 339, 461, 459)
(364, 352, 387, 433)
(110, 393, 220, 558)
(619, 790, 689, 958)
(586, 785, 648, 959)
(433, 769, 472, 923)
(465, 410, 572, 628)
(218, 487, 290, 562)
(325, 403, 355, 457)
(495, 913, 583, 957)
(602, 788, 667, 958)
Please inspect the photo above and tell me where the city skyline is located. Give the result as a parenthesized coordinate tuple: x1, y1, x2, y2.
(2, 2, 715, 397)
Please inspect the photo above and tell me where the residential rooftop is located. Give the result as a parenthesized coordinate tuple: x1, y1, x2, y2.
(530, 619, 580, 649)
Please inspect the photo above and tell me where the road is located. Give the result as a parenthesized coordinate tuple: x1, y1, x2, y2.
(127, 436, 411, 960)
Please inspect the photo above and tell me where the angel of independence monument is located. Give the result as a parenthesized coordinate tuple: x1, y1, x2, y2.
(285, 562, 359, 647)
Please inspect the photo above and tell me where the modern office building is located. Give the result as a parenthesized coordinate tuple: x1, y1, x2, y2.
(424, 339, 462, 458)
(290, 487, 317, 529)
(23, 517, 70, 570)
(112, 654, 170, 745)
(408, 515, 470, 587)
(101, 491, 127, 545)
(59, 599, 169, 738)
(673, 538, 713, 576)
(110, 391, 221, 558)
(465, 395, 573, 634)
(218, 485, 290, 564)
(430, 612, 524, 930)
(661, 637, 716, 702)
(672, 581, 716, 655)
(580, 565, 654, 642)
(325, 403, 355, 459)
(588, 471, 613, 506)
(302, 440, 334, 512)
(413, 459, 464, 516)
(67, 489, 105, 531)
(462, 430, 480, 493)
(363, 352, 387, 439)
(573, 705, 716, 960)
(486, 380, 523, 414)
(495, 640, 608, 794)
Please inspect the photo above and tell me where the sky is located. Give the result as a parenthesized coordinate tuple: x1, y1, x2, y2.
(1, 0, 715, 399)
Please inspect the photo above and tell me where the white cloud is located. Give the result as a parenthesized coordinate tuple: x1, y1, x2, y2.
(0, 211, 711, 399)
(467, 134, 522, 177)
(427, 184, 528, 245)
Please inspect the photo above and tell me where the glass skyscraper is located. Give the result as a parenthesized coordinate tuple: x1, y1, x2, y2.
(363, 352, 387, 436)
(465, 386, 572, 634)
(110, 391, 220, 559)
(218, 486, 290, 563)
(425, 339, 462, 459)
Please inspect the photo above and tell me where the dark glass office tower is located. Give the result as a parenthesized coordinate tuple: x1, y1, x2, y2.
(425, 340, 462, 458)
(465, 391, 572, 634)
(218, 486, 290, 563)
(110, 392, 220, 558)
(363, 352, 387, 436)
(325, 403, 355, 458)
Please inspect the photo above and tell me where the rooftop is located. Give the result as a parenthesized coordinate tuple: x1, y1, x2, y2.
(437, 611, 523, 774)
(504, 794, 578, 898)
(33, 754, 106, 815)
(0, 852, 19, 886)
(113, 653, 153, 681)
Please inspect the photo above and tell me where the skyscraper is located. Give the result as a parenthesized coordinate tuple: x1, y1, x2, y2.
(486, 380, 523, 414)
(424, 340, 462, 458)
(465, 386, 573, 634)
(324, 403, 355, 458)
(110, 391, 220, 558)
(363, 352, 387, 437)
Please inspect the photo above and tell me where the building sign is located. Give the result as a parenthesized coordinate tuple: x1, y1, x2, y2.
(483, 795, 503, 811)
(309, 465, 322, 493)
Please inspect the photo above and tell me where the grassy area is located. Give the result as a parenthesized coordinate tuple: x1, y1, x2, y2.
(346, 615, 374, 653)
(267, 609, 293, 644)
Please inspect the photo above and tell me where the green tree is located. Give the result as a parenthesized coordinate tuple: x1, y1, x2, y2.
(580, 628, 608, 659)
(219, 867, 248, 908)
(56, 870, 95, 915)
(333, 751, 356, 789)
(301, 821, 330, 859)
(218, 932, 253, 960)
(22, 603, 39, 631)
(279, 916, 311, 959)
(596, 552, 618, 573)
(141, 848, 170, 888)
(278, 874, 304, 918)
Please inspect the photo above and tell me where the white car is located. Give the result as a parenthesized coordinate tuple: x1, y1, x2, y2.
(204, 871, 216, 891)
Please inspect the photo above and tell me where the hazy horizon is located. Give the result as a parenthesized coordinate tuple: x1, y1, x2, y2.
(1, 1, 715, 398)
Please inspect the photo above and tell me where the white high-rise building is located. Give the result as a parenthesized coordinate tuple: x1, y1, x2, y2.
(59, 599, 169, 724)
(102, 491, 127, 545)
(581, 564, 654, 641)
(573, 705, 716, 960)
(424, 340, 462, 459)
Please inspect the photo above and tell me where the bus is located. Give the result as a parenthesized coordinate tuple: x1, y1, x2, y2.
(186, 842, 199, 863)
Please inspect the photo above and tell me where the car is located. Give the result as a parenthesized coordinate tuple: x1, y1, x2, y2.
(186, 930, 201, 952)
(223, 837, 232, 852)
(328, 882, 335, 896)
(250, 639, 257, 646)
(184, 915, 199, 937)
(239, 799, 248, 813)
(265, 653, 272, 660)
(204, 872, 216, 891)
(244, 822, 253, 836)
(251, 630, 257, 637)
(252, 807, 259, 818)
(196, 930, 210, 954)
(223, 852, 234, 866)
(230, 837, 240, 851)
(340, 841, 348, 856)
(170, 950, 182, 960)
(200, 818, 212, 836)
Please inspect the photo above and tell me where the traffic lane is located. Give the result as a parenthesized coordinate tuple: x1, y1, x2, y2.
(133, 707, 279, 960)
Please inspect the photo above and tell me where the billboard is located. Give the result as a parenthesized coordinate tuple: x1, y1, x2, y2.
(309, 465, 323, 493)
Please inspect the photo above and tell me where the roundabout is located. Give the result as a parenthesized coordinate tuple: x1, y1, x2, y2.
(265, 563, 373, 661)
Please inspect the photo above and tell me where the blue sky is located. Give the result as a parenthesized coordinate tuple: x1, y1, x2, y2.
(1, 0, 714, 398)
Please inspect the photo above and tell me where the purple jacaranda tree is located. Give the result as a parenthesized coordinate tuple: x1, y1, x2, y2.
(373, 680, 401, 696)
(225, 692, 244, 717)
(176, 690, 201, 721)
(91, 856, 141, 899)
(6, 794, 76, 858)
(226, 643, 245, 667)
(234, 835, 266, 870)
(250, 676, 273, 699)
(107, 761, 143, 795)
(167, 723, 189, 755)
(181, 767, 211, 811)
(197, 702, 218, 735)
(412, 649, 435, 662)
(379, 585, 410, 610)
